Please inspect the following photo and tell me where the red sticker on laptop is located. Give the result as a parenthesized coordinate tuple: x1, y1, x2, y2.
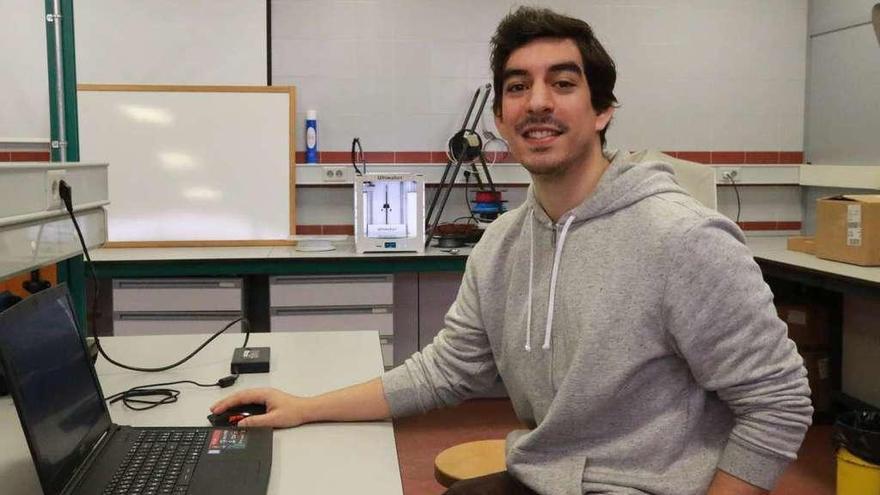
(207, 429, 248, 454)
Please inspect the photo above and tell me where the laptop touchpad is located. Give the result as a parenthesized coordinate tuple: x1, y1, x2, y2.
(194, 460, 262, 490)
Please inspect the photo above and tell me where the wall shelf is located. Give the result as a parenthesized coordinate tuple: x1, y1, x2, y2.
(296, 163, 802, 186)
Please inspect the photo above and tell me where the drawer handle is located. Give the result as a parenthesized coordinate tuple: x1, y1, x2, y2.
(115, 280, 241, 289)
(272, 275, 392, 285)
(115, 311, 242, 321)
(272, 306, 391, 316)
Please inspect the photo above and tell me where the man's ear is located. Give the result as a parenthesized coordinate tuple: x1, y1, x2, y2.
(595, 106, 615, 133)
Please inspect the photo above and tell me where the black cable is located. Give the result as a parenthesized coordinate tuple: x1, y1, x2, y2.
(58, 180, 250, 373)
(104, 375, 239, 411)
(451, 216, 477, 224)
(463, 171, 480, 224)
(726, 174, 742, 224)
(351, 137, 365, 176)
(97, 317, 244, 373)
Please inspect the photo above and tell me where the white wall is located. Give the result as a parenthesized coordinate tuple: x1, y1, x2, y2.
(272, 0, 808, 154)
(808, 0, 878, 35)
(805, 0, 880, 165)
(802, 0, 880, 233)
(0, 1, 49, 142)
(74, 0, 267, 85)
(28, 1, 806, 230)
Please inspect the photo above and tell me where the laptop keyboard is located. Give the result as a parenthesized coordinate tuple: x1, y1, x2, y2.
(103, 429, 210, 495)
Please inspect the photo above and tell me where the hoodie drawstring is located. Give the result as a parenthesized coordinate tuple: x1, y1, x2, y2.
(525, 209, 535, 351)
(543, 215, 575, 349)
(525, 211, 575, 351)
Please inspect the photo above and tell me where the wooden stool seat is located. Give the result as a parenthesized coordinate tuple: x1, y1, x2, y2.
(434, 439, 507, 487)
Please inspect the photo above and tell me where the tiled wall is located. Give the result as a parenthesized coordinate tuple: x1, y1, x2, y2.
(274, 0, 808, 232)
(0, 1, 49, 141)
(272, 0, 808, 154)
(2, 1, 809, 235)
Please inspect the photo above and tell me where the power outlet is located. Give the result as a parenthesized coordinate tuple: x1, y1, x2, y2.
(718, 167, 741, 183)
(321, 166, 349, 183)
(45, 169, 68, 209)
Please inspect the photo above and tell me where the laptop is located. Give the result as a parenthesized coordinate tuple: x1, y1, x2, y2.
(0, 285, 272, 495)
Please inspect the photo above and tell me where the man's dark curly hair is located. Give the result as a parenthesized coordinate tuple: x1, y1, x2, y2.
(490, 6, 618, 146)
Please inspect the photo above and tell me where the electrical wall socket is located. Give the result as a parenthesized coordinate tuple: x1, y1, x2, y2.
(321, 166, 350, 183)
(45, 169, 68, 209)
(718, 167, 742, 183)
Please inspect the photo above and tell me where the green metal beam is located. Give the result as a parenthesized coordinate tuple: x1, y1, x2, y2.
(47, 1, 84, 331)
(44, 0, 80, 162)
(93, 258, 467, 279)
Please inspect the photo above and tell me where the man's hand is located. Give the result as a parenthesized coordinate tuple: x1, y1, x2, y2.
(210, 378, 391, 428)
(706, 470, 768, 495)
(211, 388, 311, 428)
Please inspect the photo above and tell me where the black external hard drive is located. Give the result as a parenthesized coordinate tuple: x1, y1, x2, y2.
(231, 347, 271, 374)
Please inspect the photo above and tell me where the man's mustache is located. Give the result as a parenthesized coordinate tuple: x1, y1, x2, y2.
(514, 115, 569, 134)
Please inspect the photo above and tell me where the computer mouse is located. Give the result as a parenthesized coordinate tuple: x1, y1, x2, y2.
(207, 403, 267, 427)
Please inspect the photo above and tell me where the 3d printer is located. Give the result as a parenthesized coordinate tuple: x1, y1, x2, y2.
(354, 173, 425, 253)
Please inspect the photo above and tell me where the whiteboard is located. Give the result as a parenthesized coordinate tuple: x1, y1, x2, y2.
(77, 85, 296, 246)
(0, 0, 50, 141)
(74, 0, 266, 85)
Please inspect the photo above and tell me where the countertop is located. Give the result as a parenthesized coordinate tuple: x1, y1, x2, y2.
(91, 242, 471, 262)
(90, 236, 879, 287)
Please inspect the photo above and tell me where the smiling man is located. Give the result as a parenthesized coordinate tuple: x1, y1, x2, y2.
(212, 7, 812, 495)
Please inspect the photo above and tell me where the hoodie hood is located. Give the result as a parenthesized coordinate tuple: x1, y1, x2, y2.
(523, 149, 687, 351)
(525, 149, 686, 228)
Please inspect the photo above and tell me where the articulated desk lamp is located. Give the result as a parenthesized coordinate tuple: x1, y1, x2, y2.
(424, 84, 506, 249)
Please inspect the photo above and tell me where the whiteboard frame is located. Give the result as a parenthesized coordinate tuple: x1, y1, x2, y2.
(77, 84, 297, 248)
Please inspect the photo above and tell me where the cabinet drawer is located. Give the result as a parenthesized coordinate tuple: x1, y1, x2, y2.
(269, 275, 393, 307)
(113, 278, 242, 312)
(113, 311, 243, 336)
(270, 306, 393, 336)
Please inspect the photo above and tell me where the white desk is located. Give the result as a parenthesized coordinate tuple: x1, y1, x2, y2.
(746, 236, 880, 286)
(0, 332, 403, 495)
(747, 235, 880, 409)
(90, 242, 472, 262)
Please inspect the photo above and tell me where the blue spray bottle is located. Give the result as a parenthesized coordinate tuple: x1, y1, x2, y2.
(305, 109, 318, 164)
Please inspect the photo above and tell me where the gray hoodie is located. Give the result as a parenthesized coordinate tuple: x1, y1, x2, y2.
(381, 150, 812, 494)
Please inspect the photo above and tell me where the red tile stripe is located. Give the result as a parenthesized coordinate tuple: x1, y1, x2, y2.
(2, 151, 51, 162)
(291, 150, 802, 165)
(710, 151, 745, 164)
(778, 152, 803, 164)
(298, 222, 801, 235)
(676, 151, 711, 163)
(745, 151, 780, 164)
(296, 224, 354, 235)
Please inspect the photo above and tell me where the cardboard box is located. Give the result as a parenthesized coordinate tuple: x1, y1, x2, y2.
(776, 303, 830, 350)
(786, 236, 816, 255)
(801, 350, 832, 414)
(815, 195, 880, 266)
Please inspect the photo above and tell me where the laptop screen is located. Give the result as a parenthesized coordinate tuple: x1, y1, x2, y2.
(0, 285, 112, 495)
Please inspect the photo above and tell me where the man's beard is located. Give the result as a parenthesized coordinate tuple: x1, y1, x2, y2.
(521, 155, 576, 179)
(519, 144, 591, 180)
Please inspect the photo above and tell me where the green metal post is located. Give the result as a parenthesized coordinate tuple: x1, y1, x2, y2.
(44, 0, 80, 162)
